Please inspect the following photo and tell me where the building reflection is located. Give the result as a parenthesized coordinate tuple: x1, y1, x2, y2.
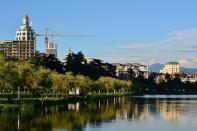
(158, 100, 180, 121)
(0, 97, 196, 131)
(115, 98, 182, 122)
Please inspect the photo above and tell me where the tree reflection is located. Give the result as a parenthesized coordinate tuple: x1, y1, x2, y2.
(0, 97, 196, 130)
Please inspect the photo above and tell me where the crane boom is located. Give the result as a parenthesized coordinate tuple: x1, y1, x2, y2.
(36, 29, 93, 55)
(36, 34, 64, 37)
(35, 29, 65, 54)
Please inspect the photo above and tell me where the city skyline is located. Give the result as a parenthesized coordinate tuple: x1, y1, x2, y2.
(1, 0, 197, 67)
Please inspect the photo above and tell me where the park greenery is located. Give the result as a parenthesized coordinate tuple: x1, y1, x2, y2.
(0, 52, 132, 101)
(1, 50, 197, 107)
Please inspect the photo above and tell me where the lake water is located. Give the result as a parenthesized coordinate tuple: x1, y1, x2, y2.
(1, 95, 197, 131)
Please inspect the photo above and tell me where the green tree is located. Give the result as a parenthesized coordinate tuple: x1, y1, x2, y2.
(36, 67, 53, 98)
(75, 75, 91, 96)
(64, 72, 76, 93)
(51, 72, 67, 97)
(98, 77, 114, 94)
(18, 62, 37, 93)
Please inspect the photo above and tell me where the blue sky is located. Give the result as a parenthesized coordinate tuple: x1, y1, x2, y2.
(1, 0, 197, 67)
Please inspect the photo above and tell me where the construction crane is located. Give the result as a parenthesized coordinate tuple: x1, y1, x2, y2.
(36, 29, 93, 55)
(36, 29, 64, 55)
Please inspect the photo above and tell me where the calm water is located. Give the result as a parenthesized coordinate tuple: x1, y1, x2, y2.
(1, 95, 197, 131)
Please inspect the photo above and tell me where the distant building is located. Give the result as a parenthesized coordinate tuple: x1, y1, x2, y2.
(160, 62, 180, 75)
(0, 14, 36, 59)
(45, 42, 57, 57)
(86, 57, 94, 64)
(113, 63, 149, 79)
(181, 74, 197, 83)
(63, 48, 73, 64)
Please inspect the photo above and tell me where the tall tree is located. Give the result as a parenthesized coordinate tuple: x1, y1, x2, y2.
(18, 62, 37, 92)
(36, 67, 53, 98)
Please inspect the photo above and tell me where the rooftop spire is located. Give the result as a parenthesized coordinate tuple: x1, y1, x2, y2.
(23, 14, 29, 26)
(24, 14, 29, 19)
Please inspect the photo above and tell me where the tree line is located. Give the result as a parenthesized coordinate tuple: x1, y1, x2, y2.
(132, 72, 197, 94)
(0, 53, 131, 98)
(1, 51, 197, 97)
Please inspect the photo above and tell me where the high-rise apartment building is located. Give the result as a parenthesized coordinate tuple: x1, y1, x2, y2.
(0, 15, 36, 59)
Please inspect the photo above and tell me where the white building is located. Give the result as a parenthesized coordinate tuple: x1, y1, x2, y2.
(113, 63, 149, 79)
(181, 74, 197, 83)
(160, 62, 180, 75)
(16, 14, 36, 42)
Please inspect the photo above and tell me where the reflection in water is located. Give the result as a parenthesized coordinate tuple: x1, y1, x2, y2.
(0, 96, 197, 131)
(17, 113, 20, 131)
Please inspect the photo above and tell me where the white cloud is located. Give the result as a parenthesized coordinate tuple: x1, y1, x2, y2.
(106, 28, 197, 67)
(179, 57, 197, 68)
(179, 59, 190, 67)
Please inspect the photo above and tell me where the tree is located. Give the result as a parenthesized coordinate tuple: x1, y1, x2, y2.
(98, 77, 114, 94)
(51, 71, 67, 97)
(64, 52, 116, 79)
(18, 62, 37, 92)
(75, 75, 91, 96)
(65, 51, 86, 75)
(30, 53, 64, 73)
(44, 54, 65, 73)
(128, 68, 136, 80)
(1, 62, 20, 91)
(64, 72, 76, 92)
(36, 67, 53, 98)
(148, 72, 157, 83)
(164, 73, 172, 82)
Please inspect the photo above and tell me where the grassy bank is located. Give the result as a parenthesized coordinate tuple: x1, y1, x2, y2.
(0, 92, 132, 111)
(43, 92, 132, 105)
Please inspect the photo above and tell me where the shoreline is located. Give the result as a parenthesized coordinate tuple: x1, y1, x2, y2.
(0, 92, 132, 111)
(1, 92, 197, 112)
